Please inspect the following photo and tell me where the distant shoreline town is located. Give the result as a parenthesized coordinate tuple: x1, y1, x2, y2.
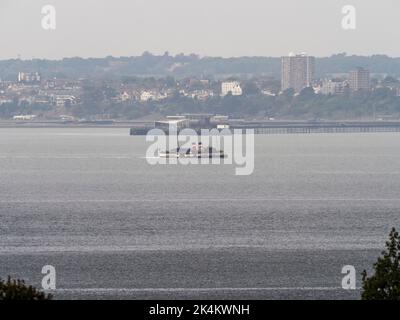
(1, 52, 400, 122)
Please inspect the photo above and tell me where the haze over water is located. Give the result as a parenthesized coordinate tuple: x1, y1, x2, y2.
(1, 128, 400, 299)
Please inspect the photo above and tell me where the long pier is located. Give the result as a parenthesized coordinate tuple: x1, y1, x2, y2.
(130, 121, 400, 135)
(231, 121, 400, 134)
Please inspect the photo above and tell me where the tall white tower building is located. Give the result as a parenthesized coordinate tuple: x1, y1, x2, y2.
(281, 53, 315, 93)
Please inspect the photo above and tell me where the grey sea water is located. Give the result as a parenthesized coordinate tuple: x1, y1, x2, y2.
(1, 128, 400, 300)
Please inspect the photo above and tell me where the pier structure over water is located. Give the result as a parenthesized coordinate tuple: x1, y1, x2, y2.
(230, 121, 400, 134)
(130, 119, 400, 135)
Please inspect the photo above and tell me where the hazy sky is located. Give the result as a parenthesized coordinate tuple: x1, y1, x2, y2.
(0, 0, 398, 59)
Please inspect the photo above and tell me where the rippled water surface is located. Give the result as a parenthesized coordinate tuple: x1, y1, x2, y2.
(1, 128, 399, 299)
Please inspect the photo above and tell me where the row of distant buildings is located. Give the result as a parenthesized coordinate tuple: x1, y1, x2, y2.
(0, 73, 79, 107)
(116, 86, 235, 102)
(281, 53, 376, 95)
(1, 72, 246, 109)
(1, 59, 399, 116)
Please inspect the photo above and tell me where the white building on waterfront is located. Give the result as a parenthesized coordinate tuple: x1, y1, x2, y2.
(13, 115, 37, 120)
(55, 95, 77, 107)
(321, 79, 348, 95)
(221, 81, 242, 96)
(140, 91, 167, 102)
(18, 72, 41, 84)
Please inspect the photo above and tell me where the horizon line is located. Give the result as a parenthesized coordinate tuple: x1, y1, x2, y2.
(2, 52, 400, 62)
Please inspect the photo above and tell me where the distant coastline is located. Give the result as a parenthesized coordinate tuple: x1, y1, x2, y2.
(0, 120, 150, 129)
(3, 120, 400, 136)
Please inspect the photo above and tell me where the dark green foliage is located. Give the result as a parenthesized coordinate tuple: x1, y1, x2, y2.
(2, 83, 399, 120)
(361, 228, 400, 300)
(0, 276, 52, 300)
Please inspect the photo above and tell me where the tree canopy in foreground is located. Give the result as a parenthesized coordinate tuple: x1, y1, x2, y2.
(0, 276, 52, 300)
(362, 228, 400, 300)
